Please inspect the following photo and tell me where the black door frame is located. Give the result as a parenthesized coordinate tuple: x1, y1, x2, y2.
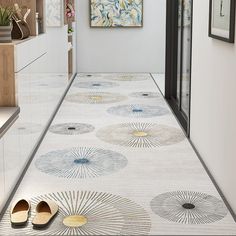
(165, 0, 193, 136)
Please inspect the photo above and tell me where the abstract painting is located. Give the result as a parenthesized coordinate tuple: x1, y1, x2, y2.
(90, 0, 143, 27)
(46, 0, 63, 27)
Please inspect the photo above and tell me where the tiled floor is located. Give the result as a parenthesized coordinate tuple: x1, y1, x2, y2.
(1, 73, 236, 235)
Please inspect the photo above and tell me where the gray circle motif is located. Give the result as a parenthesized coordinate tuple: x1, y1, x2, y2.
(150, 191, 228, 224)
(35, 147, 128, 179)
(0, 190, 151, 235)
(130, 92, 161, 99)
(12, 123, 42, 135)
(66, 92, 127, 104)
(49, 123, 95, 135)
(74, 81, 119, 89)
(96, 123, 185, 148)
(77, 74, 104, 79)
(31, 80, 66, 88)
(107, 104, 169, 118)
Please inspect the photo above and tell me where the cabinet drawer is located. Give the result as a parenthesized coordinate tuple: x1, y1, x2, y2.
(14, 34, 47, 72)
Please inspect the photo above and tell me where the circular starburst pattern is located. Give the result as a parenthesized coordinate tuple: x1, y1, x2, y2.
(66, 92, 127, 104)
(150, 191, 228, 224)
(77, 74, 104, 79)
(74, 81, 119, 89)
(96, 123, 185, 148)
(31, 80, 66, 88)
(12, 122, 42, 135)
(49, 123, 95, 135)
(107, 74, 148, 81)
(107, 104, 169, 118)
(130, 92, 161, 99)
(0, 191, 151, 235)
(35, 147, 128, 179)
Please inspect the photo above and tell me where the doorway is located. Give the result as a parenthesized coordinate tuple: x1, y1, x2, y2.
(165, 0, 193, 135)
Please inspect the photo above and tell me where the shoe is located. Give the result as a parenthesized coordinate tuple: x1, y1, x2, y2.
(10, 199, 30, 226)
(32, 200, 58, 228)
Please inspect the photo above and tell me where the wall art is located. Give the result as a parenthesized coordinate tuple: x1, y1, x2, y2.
(90, 0, 143, 27)
(46, 0, 63, 27)
(209, 0, 235, 43)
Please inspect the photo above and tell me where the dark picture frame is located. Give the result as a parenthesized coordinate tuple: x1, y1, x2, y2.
(90, 0, 143, 28)
(209, 0, 236, 43)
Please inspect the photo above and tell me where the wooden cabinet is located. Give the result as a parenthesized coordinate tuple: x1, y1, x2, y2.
(0, 44, 15, 106)
(0, 35, 47, 107)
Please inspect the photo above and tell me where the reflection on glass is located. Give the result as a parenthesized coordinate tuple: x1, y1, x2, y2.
(176, 0, 192, 118)
(181, 0, 191, 116)
(177, 0, 182, 103)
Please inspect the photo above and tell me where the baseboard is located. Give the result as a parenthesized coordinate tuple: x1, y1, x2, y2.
(189, 139, 236, 223)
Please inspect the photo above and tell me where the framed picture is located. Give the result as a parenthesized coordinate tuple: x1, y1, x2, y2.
(46, 0, 64, 27)
(90, 0, 143, 28)
(209, 0, 236, 43)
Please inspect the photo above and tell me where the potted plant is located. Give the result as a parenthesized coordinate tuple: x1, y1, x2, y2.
(0, 6, 14, 43)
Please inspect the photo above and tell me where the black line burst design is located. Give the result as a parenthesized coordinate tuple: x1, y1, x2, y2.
(49, 123, 95, 135)
(150, 191, 228, 224)
(107, 104, 169, 118)
(65, 92, 127, 104)
(96, 123, 185, 148)
(73, 81, 119, 89)
(130, 92, 161, 99)
(77, 74, 104, 79)
(0, 191, 151, 235)
(11, 122, 42, 135)
(35, 147, 128, 179)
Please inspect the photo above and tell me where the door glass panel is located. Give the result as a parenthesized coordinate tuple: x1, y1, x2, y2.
(181, 0, 192, 117)
(166, 0, 192, 134)
(176, 0, 182, 103)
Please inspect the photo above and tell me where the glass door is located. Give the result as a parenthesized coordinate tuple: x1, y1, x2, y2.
(165, 0, 192, 135)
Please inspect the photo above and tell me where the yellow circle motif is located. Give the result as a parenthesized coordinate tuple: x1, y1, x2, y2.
(90, 95, 103, 101)
(133, 131, 148, 137)
(63, 215, 88, 227)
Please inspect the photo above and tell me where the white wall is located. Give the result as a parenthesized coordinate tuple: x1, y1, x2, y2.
(42, 25, 69, 73)
(76, 0, 166, 73)
(191, 0, 236, 214)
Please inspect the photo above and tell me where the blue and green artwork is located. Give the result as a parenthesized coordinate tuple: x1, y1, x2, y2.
(90, 0, 143, 27)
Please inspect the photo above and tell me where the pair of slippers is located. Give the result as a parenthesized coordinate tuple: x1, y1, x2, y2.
(11, 199, 58, 228)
